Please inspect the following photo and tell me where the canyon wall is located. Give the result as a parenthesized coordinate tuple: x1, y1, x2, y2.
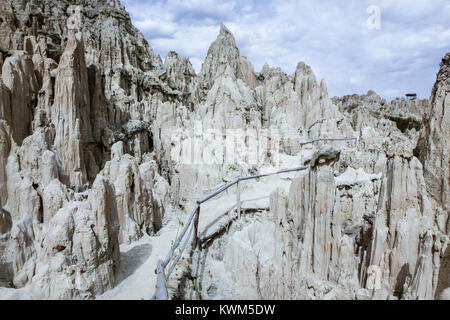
(0, 0, 447, 300)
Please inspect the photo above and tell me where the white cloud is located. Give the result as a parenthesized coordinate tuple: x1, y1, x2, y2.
(121, 0, 450, 100)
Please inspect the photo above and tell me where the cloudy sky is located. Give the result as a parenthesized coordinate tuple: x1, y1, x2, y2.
(121, 0, 450, 100)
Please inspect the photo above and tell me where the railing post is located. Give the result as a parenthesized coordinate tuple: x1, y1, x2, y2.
(154, 260, 168, 300)
(237, 180, 241, 219)
(193, 205, 200, 248)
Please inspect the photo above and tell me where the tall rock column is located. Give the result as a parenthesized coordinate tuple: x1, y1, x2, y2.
(1, 51, 38, 145)
(198, 24, 257, 93)
(52, 35, 91, 190)
(416, 53, 450, 214)
(0, 121, 10, 208)
(0, 79, 11, 128)
(415, 53, 450, 299)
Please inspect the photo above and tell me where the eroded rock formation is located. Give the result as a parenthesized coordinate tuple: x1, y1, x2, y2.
(0, 0, 167, 299)
(0, 0, 447, 300)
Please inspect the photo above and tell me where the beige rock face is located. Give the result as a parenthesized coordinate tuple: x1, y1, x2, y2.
(164, 51, 197, 97)
(100, 141, 167, 244)
(0, 0, 169, 299)
(414, 53, 450, 299)
(181, 48, 448, 300)
(187, 148, 444, 300)
(0, 0, 447, 301)
(0, 80, 11, 128)
(31, 176, 120, 299)
(52, 35, 91, 190)
(0, 121, 10, 206)
(416, 54, 450, 213)
(1, 51, 38, 145)
(198, 25, 257, 93)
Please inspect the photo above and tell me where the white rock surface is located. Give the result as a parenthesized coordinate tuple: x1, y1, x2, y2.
(0, 0, 447, 301)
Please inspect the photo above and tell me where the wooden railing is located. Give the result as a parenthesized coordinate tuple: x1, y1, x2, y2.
(152, 137, 356, 300)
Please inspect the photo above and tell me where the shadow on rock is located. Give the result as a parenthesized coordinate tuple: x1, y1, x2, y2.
(435, 246, 450, 299)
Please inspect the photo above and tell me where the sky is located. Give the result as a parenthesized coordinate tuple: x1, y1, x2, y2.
(121, 0, 450, 100)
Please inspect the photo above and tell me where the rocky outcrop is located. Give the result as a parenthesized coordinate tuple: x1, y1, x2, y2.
(0, 0, 170, 299)
(0, 125, 121, 298)
(100, 141, 168, 243)
(164, 51, 197, 99)
(415, 53, 450, 214)
(52, 35, 91, 190)
(179, 48, 449, 300)
(1, 51, 38, 145)
(186, 148, 445, 300)
(0, 121, 10, 207)
(30, 176, 120, 300)
(414, 53, 450, 299)
(333, 91, 427, 137)
(198, 25, 257, 93)
(0, 0, 447, 301)
(0, 287, 33, 300)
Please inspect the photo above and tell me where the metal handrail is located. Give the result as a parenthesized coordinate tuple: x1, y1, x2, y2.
(153, 136, 356, 300)
(300, 137, 357, 146)
(152, 165, 308, 300)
